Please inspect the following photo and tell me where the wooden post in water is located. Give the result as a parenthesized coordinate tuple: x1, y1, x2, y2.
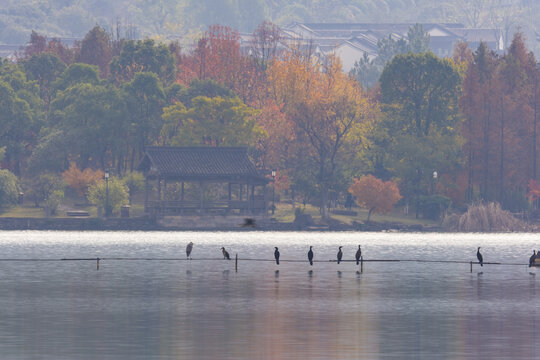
(97, 258, 100, 271)
(470, 261, 472, 273)
(235, 253, 238, 272)
(360, 256, 363, 273)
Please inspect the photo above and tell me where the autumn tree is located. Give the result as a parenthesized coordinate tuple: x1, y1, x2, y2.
(348, 175, 402, 223)
(62, 162, 104, 197)
(253, 99, 295, 171)
(460, 42, 499, 201)
(77, 25, 113, 78)
(177, 25, 263, 105)
(460, 34, 539, 210)
(250, 21, 282, 70)
(267, 52, 373, 218)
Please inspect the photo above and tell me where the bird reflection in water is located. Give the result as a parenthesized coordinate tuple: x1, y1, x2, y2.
(222, 270, 229, 280)
(337, 271, 342, 278)
(308, 270, 313, 277)
(275, 270, 279, 278)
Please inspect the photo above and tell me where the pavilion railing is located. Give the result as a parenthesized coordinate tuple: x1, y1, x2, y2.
(146, 199, 267, 215)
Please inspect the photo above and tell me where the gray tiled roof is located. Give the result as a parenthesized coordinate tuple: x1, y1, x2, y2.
(138, 146, 267, 182)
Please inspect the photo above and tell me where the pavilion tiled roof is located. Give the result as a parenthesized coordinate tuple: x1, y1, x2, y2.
(138, 146, 268, 182)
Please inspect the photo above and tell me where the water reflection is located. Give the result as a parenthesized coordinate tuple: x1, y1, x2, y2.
(0, 231, 539, 359)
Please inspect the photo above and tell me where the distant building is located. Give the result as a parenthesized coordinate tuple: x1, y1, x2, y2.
(243, 23, 503, 73)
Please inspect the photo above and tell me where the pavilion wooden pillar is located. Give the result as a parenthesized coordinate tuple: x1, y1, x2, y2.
(228, 182, 232, 213)
(144, 177, 149, 213)
(263, 184, 268, 215)
(246, 180, 251, 213)
(199, 181, 204, 213)
(251, 184, 255, 213)
(163, 180, 167, 200)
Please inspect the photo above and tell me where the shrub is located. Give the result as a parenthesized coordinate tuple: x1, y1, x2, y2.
(26, 173, 64, 207)
(0, 169, 19, 208)
(62, 162, 103, 197)
(348, 175, 402, 222)
(87, 177, 128, 215)
(46, 190, 64, 215)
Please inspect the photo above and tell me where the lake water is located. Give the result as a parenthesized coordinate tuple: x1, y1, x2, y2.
(0, 231, 539, 359)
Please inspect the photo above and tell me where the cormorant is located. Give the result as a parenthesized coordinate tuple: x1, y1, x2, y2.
(355, 245, 362, 265)
(308, 246, 314, 266)
(186, 242, 193, 259)
(337, 246, 343, 264)
(476, 247, 483, 267)
(529, 250, 536, 268)
(221, 247, 231, 260)
(274, 247, 280, 265)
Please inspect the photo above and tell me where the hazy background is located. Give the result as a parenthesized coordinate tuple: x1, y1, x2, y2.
(1, 0, 539, 53)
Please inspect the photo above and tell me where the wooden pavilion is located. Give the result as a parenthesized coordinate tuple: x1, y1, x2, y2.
(137, 146, 270, 215)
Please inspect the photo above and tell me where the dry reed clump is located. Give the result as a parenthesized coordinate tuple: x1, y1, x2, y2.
(444, 202, 530, 232)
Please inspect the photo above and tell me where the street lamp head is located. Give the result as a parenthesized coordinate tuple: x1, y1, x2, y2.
(433, 171, 438, 179)
(104, 171, 110, 179)
(271, 170, 276, 178)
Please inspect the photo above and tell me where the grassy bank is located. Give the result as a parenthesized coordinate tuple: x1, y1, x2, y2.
(0, 200, 435, 229)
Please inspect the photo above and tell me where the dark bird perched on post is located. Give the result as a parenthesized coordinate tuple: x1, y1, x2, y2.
(477, 247, 483, 267)
(337, 246, 343, 264)
(274, 247, 280, 265)
(242, 218, 256, 227)
(355, 245, 362, 265)
(308, 246, 314, 266)
(529, 250, 536, 267)
(221, 247, 231, 260)
(186, 242, 193, 259)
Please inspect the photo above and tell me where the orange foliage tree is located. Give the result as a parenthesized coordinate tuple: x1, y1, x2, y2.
(267, 51, 374, 218)
(62, 162, 104, 196)
(177, 25, 264, 105)
(460, 34, 540, 207)
(348, 175, 402, 223)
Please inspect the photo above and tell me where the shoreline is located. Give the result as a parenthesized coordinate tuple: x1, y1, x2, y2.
(0, 216, 439, 232)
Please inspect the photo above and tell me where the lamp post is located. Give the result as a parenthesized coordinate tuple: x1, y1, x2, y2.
(415, 168, 422, 219)
(271, 170, 276, 215)
(104, 171, 110, 217)
(432, 171, 438, 194)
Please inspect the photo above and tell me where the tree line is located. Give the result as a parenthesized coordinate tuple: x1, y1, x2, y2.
(0, 23, 539, 218)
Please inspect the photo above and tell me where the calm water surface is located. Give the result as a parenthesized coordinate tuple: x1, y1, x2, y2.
(1, 231, 539, 359)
